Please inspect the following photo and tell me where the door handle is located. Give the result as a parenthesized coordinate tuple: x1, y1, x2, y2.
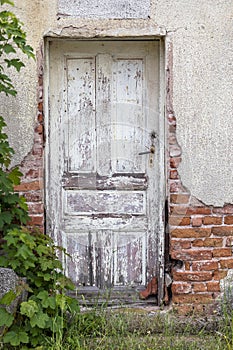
(139, 145, 155, 155)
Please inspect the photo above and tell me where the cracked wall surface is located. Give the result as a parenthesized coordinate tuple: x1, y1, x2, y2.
(0, 0, 232, 312)
(0, 0, 232, 206)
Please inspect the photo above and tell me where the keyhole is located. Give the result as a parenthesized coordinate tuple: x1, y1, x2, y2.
(151, 131, 156, 139)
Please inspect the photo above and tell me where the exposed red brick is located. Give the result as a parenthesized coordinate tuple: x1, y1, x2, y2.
(169, 135, 177, 145)
(23, 192, 42, 202)
(173, 294, 213, 304)
(171, 249, 212, 261)
(213, 205, 233, 214)
(191, 216, 203, 227)
(170, 239, 191, 250)
(170, 157, 181, 168)
(38, 113, 43, 123)
(170, 181, 184, 193)
(169, 216, 191, 226)
(35, 124, 43, 134)
(170, 170, 179, 179)
(193, 283, 207, 292)
(212, 248, 232, 258)
(192, 239, 204, 247)
(25, 169, 40, 180)
(169, 123, 176, 133)
(28, 215, 43, 226)
(203, 238, 223, 247)
(212, 226, 233, 236)
(14, 181, 41, 192)
(213, 270, 228, 280)
(171, 227, 211, 238)
(187, 207, 212, 215)
(224, 216, 233, 225)
(32, 146, 43, 157)
(185, 262, 191, 270)
(203, 216, 222, 225)
(168, 113, 176, 124)
(220, 259, 233, 269)
(170, 206, 189, 215)
(27, 203, 44, 215)
(173, 271, 213, 282)
(170, 194, 190, 204)
(172, 283, 192, 294)
(207, 281, 220, 292)
(38, 101, 43, 112)
(192, 261, 218, 271)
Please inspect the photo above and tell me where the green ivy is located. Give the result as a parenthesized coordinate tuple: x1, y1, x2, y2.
(0, 2, 80, 349)
(0, 228, 80, 349)
(0, 0, 34, 96)
(0, 0, 34, 237)
(0, 116, 29, 238)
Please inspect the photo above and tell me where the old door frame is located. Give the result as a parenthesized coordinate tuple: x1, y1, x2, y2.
(44, 36, 166, 305)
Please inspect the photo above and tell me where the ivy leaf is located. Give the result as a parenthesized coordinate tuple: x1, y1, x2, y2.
(37, 291, 56, 309)
(15, 244, 34, 260)
(30, 310, 49, 329)
(0, 211, 12, 224)
(0, 290, 16, 305)
(3, 43, 16, 54)
(8, 167, 22, 185)
(20, 300, 38, 318)
(4, 58, 25, 72)
(0, 0, 14, 5)
(3, 331, 29, 346)
(37, 271, 52, 281)
(0, 308, 14, 327)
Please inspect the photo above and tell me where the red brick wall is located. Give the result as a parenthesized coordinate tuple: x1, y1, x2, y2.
(168, 111, 233, 313)
(14, 54, 44, 232)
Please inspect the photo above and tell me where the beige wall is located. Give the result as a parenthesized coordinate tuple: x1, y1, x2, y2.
(0, 0, 232, 206)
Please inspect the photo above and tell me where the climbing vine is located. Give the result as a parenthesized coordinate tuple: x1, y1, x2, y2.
(0, 2, 79, 348)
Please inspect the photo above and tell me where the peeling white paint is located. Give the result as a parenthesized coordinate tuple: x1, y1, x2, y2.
(46, 40, 164, 295)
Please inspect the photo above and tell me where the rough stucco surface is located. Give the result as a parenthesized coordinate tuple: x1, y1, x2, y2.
(58, 0, 150, 18)
(0, 0, 232, 206)
(153, 0, 233, 206)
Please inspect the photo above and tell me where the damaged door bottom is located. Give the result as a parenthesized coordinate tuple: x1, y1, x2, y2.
(67, 277, 161, 306)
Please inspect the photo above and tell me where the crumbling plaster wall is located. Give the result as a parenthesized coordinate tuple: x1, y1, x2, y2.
(0, 0, 232, 206)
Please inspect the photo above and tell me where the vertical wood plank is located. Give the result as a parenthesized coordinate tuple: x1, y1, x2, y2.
(112, 58, 145, 173)
(96, 54, 112, 176)
(66, 57, 96, 172)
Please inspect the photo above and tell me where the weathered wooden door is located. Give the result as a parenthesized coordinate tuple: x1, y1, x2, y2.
(46, 40, 165, 303)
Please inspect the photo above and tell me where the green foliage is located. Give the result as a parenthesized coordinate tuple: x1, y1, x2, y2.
(0, 0, 34, 96)
(0, 4, 80, 349)
(0, 0, 33, 237)
(0, 115, 29, 237)
(0, 228, 80, 349)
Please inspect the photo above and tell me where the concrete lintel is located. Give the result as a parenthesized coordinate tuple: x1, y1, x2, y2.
(44, 22, 166, 39)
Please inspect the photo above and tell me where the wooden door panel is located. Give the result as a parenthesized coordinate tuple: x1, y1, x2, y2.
(66, 57, 96, 173)
(47, 40, 164, 302)
(112, 58, 145, 173)
(64, 190, 145, 215)
(65, 230, 146, 288)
